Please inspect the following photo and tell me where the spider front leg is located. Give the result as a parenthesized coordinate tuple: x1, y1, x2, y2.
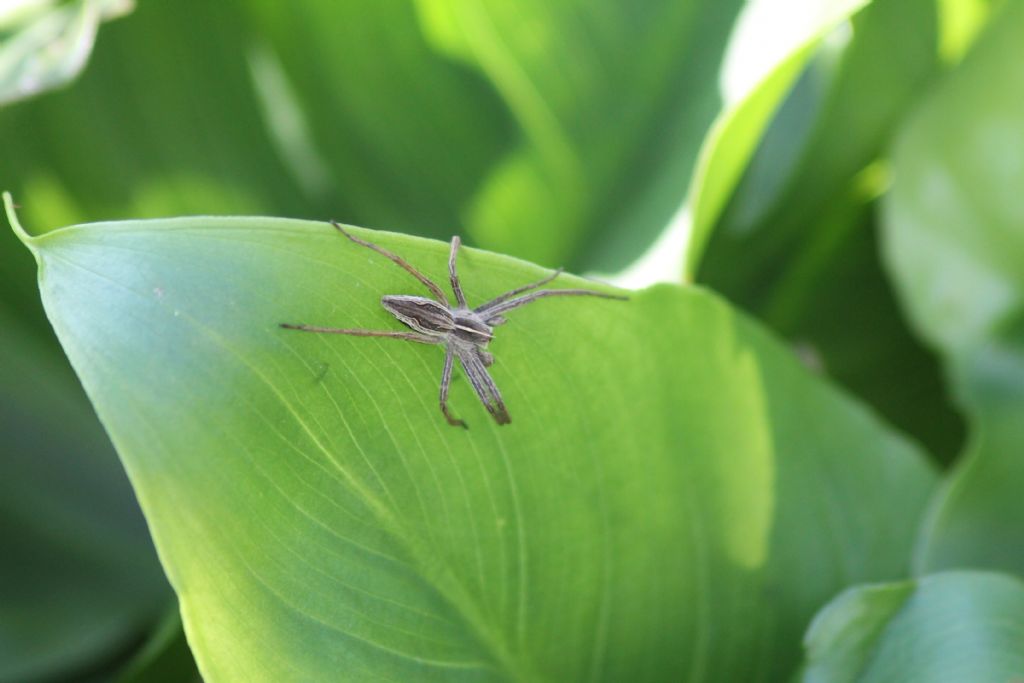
(330, 221, 450, 304)
(478, 287, 628, 320)
(279, 323, 435, 344)
(475, 268, 563, 313)
(440, 346, 467, 428)
(448, 236, 468, 308)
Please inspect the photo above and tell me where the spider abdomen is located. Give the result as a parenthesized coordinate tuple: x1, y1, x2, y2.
(381, 295, 454, 336)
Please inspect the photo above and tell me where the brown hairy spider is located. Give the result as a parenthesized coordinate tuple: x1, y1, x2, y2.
(281, 222, 627, 427)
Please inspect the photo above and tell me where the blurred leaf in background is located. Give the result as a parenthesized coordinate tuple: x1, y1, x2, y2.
(0, 307, 171, 682)
(0, 4, 191, 680)
(689, 0, 969, 463)
(788, 5, 1024, 678)
(0, 0, 877, 273)
(799, 571, 1024, 682)
(882, 0, 1024, 575)
(114, 608, 201, 683)
(406, 0, 743, 269)
(0, 0, 132, 107)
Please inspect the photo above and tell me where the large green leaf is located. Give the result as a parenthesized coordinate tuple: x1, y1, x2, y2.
(800, 571, 1024, 682)
(688, 0, 964, 462)
(10, 207, 936, 680)
(881, 0, 1024, 573)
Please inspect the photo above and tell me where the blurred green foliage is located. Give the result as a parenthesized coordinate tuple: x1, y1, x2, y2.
(0, 0, 743, 269)
(883, 0, 1024, 575)
(800, 571, 1024, 682)
(1, 0, 1022, 680)
(0, 308, 169, 682)
(694, 0, 968, 462)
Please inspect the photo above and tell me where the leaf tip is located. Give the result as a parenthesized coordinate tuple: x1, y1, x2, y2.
(3, 191, 38, 253)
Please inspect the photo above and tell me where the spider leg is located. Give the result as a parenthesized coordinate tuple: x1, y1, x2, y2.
(455, 344, 510, 425)
(440, 346, 467, 428)
(448, 236, 467, 308)
(329, 221, 449, 304)
(280, 323, 437, 344)
(478, 288, 628, 320)
(474, 268, 563, 314)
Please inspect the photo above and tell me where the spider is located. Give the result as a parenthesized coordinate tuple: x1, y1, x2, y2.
(281, 222, 627, 427)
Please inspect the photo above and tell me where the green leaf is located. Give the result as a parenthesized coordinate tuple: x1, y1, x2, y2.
(0, 0, 312, 232)
(694, 0, 939, 281)
(115, 606, 202, 683)
(881, 0, 1024, 573)
(800, 571, 1024, 682)
(684, 0, 874, 278)
(12, 209, 937, 680)
(235, 1, 513, 244)
(685, 0, 965, 462)
(408, 0, 747, 270)
(1, 0, 882, 280)
(936, 0, 994, 64)
(0, 304, 169, 681)
(167, 0, 754, 271)
(706, 0, 939, 255)
(0, 0, 131, 106)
